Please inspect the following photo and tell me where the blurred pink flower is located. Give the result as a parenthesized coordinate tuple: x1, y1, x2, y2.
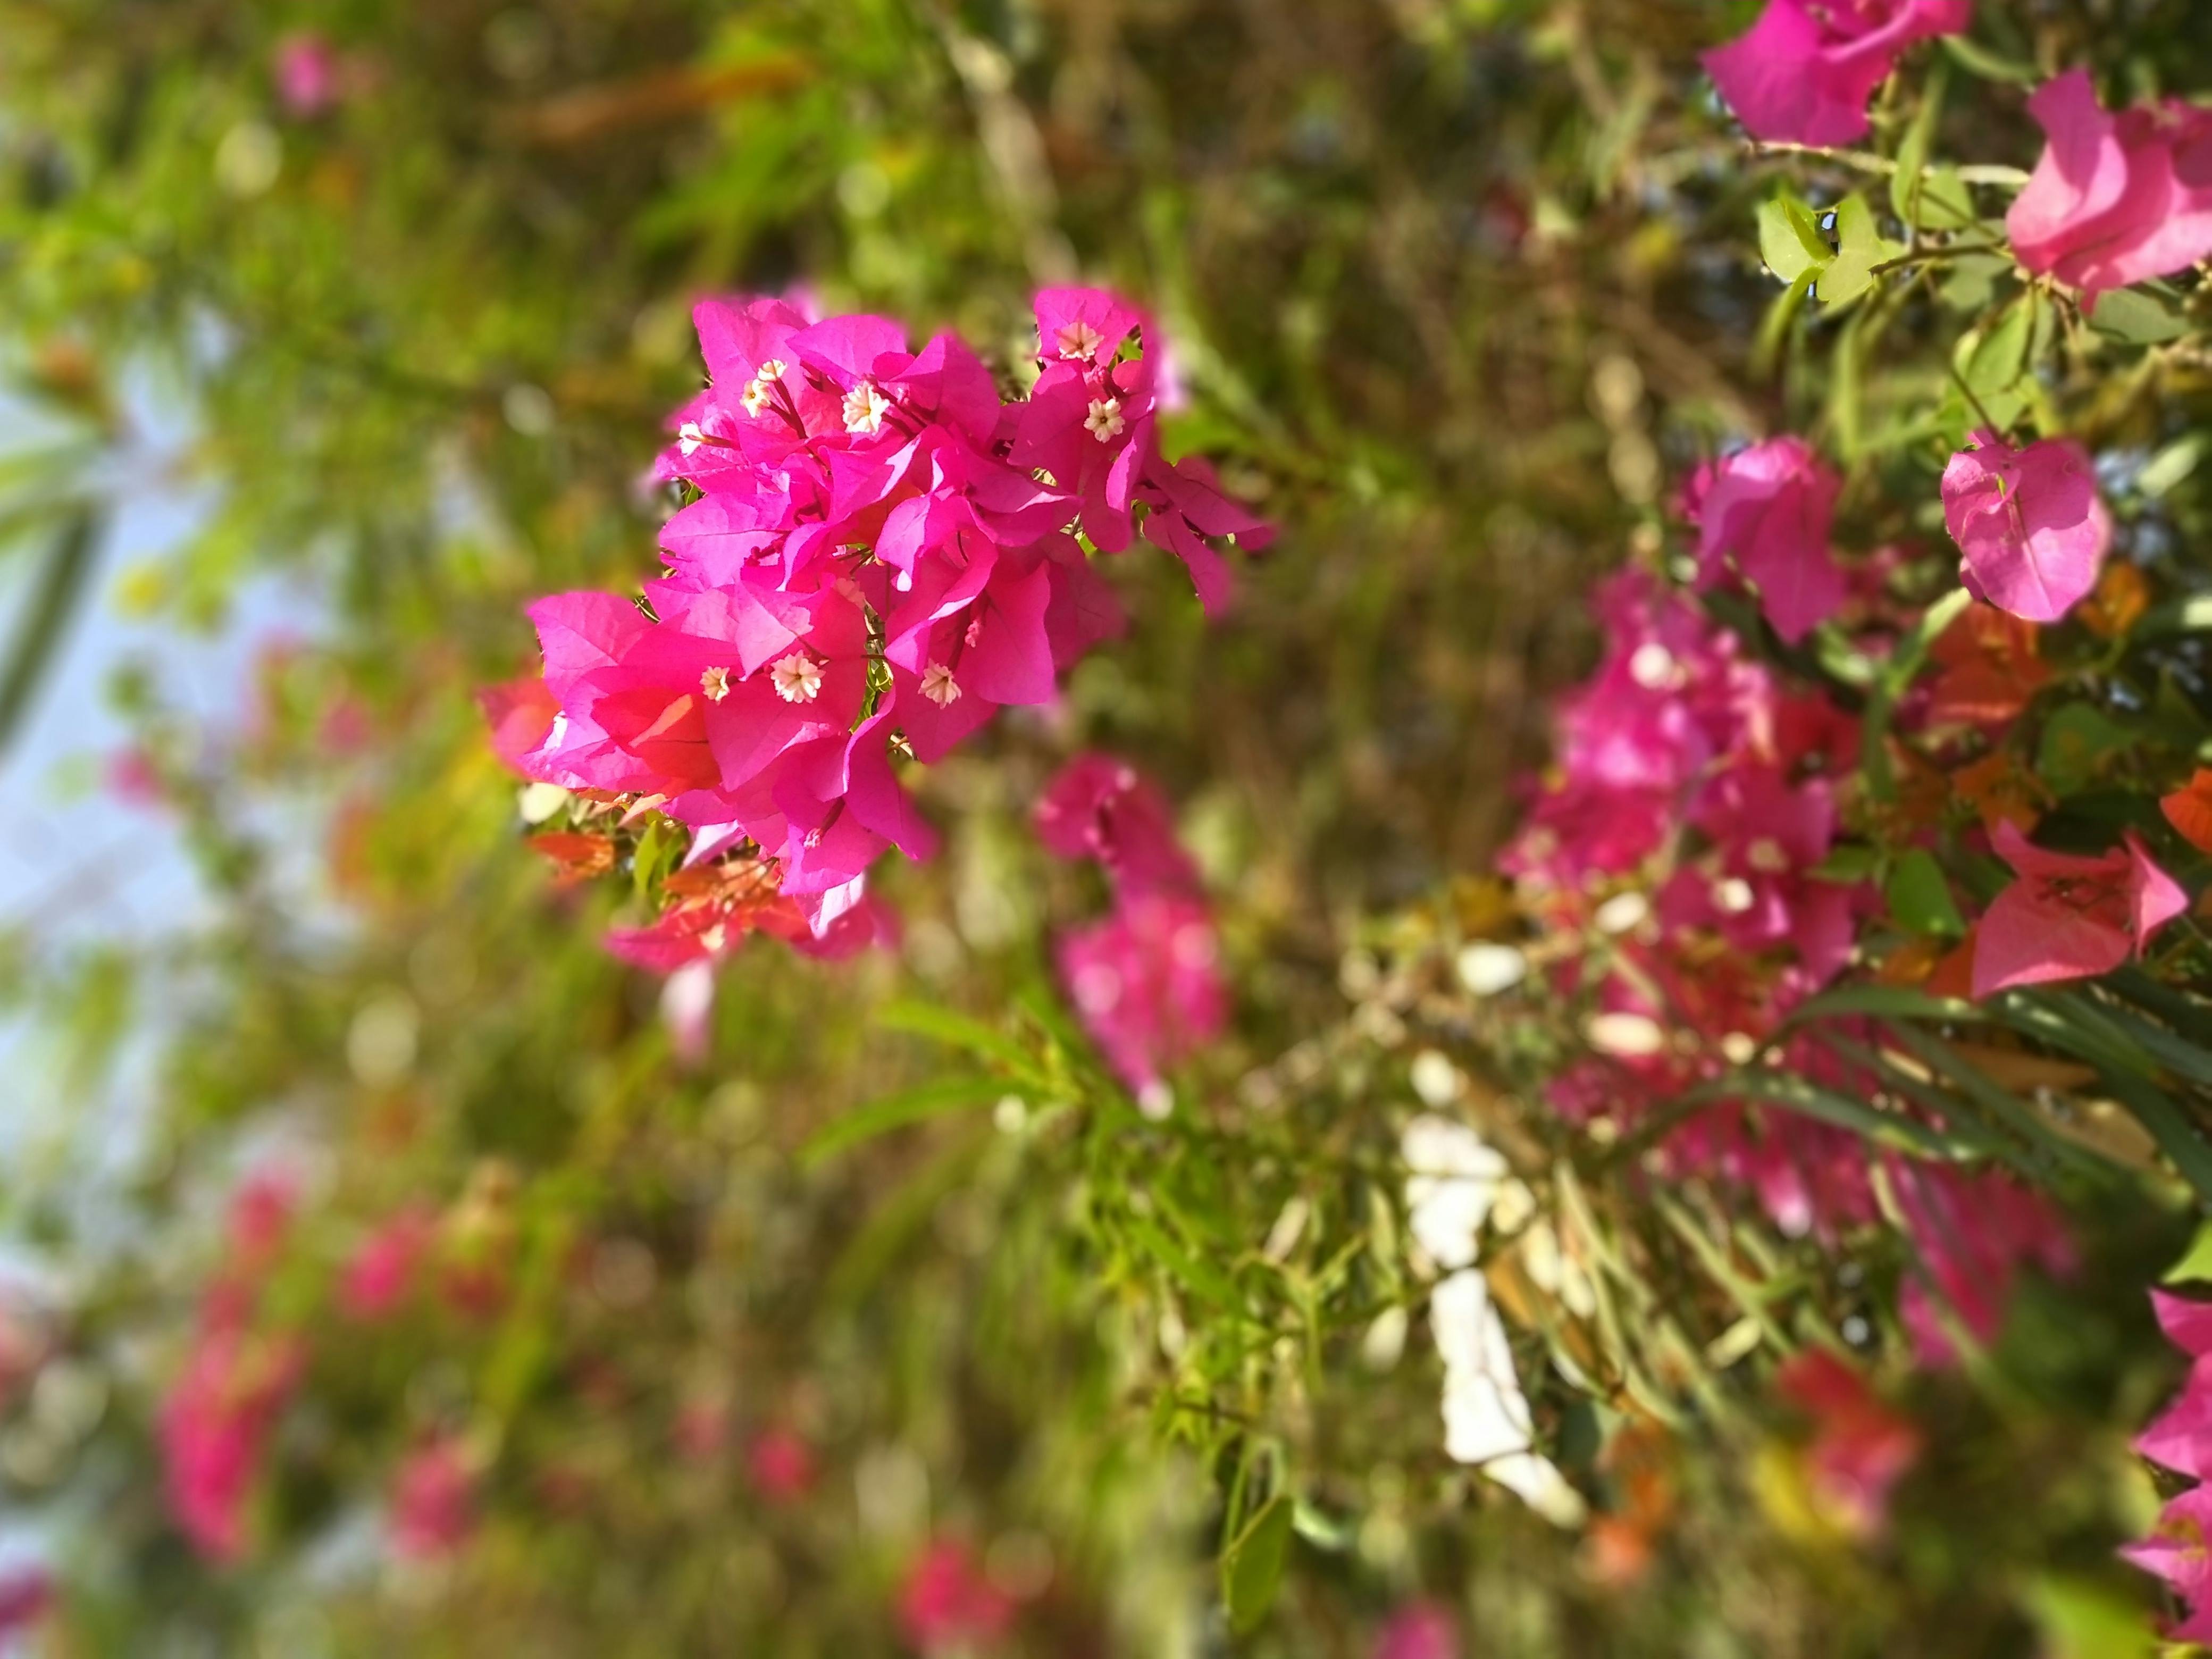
(1971, 823, 2186, 996)
(338, 1209, 435, 1321)
(1704, 0, 1970, 146)
(274, 32, 342, 118)
(1692, 438, 1846, 643)
(1373, 1601, 1458, 1659)
(898, 1540, 1013, 1654)
(2008, 70, 2212, 311)
(390, 1438, 475, 1561)
(2125, 1485, 2212, 1645)
(1941, 429, 2110, 623)
(1892, 1161, 2071, 1367)
(0, 1565, 51, 1643)
(747, 1427, 816, 1503)
(1058, 892, 1227, 1108)
(1775, 1350, 1920, 1538)
(2130, 1291, 2212, 1640)
(1035, 753, 1199, 896)
(158, 1322, 303, 1562)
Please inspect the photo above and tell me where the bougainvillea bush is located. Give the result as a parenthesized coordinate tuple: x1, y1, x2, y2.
(5, 2, 2212, 1655)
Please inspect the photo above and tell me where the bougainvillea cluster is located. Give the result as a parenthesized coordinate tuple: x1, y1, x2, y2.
(482, 288, 1267, 983)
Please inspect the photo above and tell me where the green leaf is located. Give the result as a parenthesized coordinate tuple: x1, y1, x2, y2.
(2035, 704, 2136, 798)
(1808, 843, 1880, 883)
(799, 1076, 1013, 1167)
(1955, 297, 2034, 428)
(2023, 1575, 2157, 1659)
(1886, 849, 1965, 937)
(1757, 195, 1829, 284)
(1221, 1494, 1296, 1635)
(877, 1000, 1046, 1082)
(1817, 196, 1900, 308)
(2088, 286, 2193, 346)
(1940, 33, 2039, 85)
(2165, 1220, 2212, 1286)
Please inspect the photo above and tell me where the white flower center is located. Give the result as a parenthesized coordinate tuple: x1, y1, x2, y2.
(545, 713, 568, 750)
(677, 421, 706, 456)
(918, 663, 961, 706)
(1712, 876, 1755, 915)
(740, 359, 787, 418)
(1057, 319, 1106, 360)
(1628, 642, 1679, 690)
(699, 924, 728, 956)
(771, 653, 823, 703)
(842, 381, 892, 435)
(1085, 396, 1126, 443)
(699, 665, 732, 703)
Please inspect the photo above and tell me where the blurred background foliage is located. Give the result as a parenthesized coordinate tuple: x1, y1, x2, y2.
(1, 1, 2210, 1654)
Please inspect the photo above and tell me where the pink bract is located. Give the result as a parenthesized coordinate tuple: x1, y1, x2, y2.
(389, 1439, 475, 1561)
(1373, 1601, 1459, 1659)
(1971, 823, 2187, 996)
(2008, 70, 2212, 312)
(897, 1540, 1015, 1654)
(1940, 428, 2111, 623)
(1692, 438, 1846, 643)
(1703, 1, 1971, 147)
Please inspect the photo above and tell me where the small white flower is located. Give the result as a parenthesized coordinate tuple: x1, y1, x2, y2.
(1455, 943, 1527, 998)
(1712, 876, 1755, 915)
(1402, 1115, 1509, 1272)
(842, 381, 892, 435)
(1431, 1270, 1586, 1528)
(770, 653, 823, 703)
(1586, 1011, 1666, 1058)
(1628, 641, 1680, 690)
(1084, 396, 1126, 443)
(1057, 319, 1106, 360)
(1720, 1031, 1759, 1066)
(1747, 836, 1790, 874)
(740, 359, 788, 418)
(1593, 891, 1649, 935)
(918, 663, 961, 706)
(677, 421, 706, 456)
(545, 712, 569, 750)
(699, 665, 733, 703)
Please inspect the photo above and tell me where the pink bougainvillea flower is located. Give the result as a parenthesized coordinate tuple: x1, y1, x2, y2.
(1774, 1350, 1921, 1538)
(1057, 892, 1228, 1111)
(897, 1539, 1015, 1654)
(159, 1322, 304, 1562)
(2125, 1484, 2212, 1645)
(389, 1438, 476, 1561)
(0, 1564, 52, 1642)
(1971, 823, 2187, 996)
(1373, 1601, 1459, 1659)
(747, 1427, 816, 1504)
(1703, 1, 1971, 146)
(273, 31, 342, 118)
(1891, 1159, 2071, 1367)
(2008, 69, 2212, 311)
(1692, 438, 1847, 643)
(1034, 753, 1200, 896)
(1940, 429, 2111, 623)
(338, 1209, 436, 1321)
(2131, 1289, 2212, 1638)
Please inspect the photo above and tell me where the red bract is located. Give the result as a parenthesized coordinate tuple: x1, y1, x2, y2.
(2008, 70, 2212, 312)
(1941, 429, 2110, 623)
(1971, 823, 2187, 996)
(1703, 1, 1970, 147)
(1891, 1160, 2072, 1366)
(496, 289, 1266, 976)
(896, 1539, 1013, 1654)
